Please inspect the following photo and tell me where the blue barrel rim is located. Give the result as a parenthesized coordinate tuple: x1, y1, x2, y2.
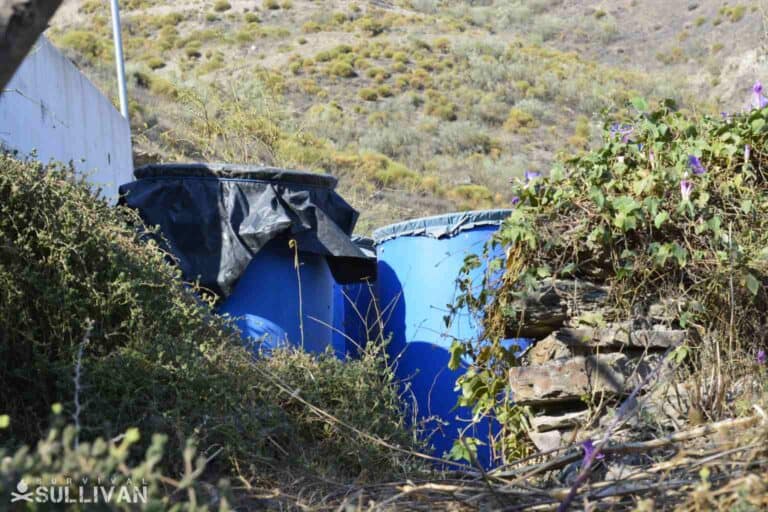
(372, 209, 513, 243)
(134, 163, 338, 189)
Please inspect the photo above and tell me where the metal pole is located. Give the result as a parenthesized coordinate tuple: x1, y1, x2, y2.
(109, 0, 129, 120)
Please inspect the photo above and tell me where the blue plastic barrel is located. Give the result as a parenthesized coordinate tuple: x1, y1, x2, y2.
(332, 279, 379, 357)
(332, 237, 380, 358)
(373, 210, 528, 466)
(219, 238, 341, 355)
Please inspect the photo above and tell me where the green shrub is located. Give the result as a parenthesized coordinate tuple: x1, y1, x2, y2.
(146, 56, 165, 70)
(358, 17, 385, 36)
(448, 184, 493, 208)
(452, 101, 768, 463)
(244, 12, 260, 23)
(504, 107, 537, 133)
(213, 0, 231, 12)
(0, 423, 230, 511)
(392, 51, 409, 63)
(391, 61, 408, 73)
(377, 85, 394, 98)
(264, 0, 280, 9)
(329, 60, 356, 78)
(425, 94, 458, 121)
(719, 5, 746, 23)
(366, 66, 390, 79)
(359, 88, 379, 101)
(58, 30, 108, 62)
(302, 21, 322, 33)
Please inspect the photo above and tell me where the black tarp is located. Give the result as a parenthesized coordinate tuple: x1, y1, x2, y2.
(118, 163, 376, 298)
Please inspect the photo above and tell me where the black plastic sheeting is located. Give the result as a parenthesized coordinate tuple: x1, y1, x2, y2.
(118, 163, 376, 298)
(372, 209, 513, 243)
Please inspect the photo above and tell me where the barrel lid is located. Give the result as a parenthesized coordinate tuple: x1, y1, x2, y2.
(134, 163, 337, 189)
(372, 209, 513, 243)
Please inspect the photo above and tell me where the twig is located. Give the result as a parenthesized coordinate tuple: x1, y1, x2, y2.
(72, 318, 94, 449)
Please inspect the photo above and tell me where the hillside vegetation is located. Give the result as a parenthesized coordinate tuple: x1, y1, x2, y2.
(48, 0, 767, 230)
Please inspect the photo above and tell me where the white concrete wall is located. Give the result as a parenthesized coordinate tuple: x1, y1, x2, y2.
(0, 36, 132, 202)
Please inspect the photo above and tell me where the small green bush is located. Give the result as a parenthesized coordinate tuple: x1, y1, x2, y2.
(329, 60, 356, 78)
(264, 0, 280, 9)
(358, 17, 385, 36)
(213, 0, 231, 12)
(377, 85, 394, 98)
(392, 51, 409, 63)
(504, 107, 537, 133)
(302, 21, 322, 33)
(719, 5, 746, 23)
(146, 56, 165, 69)
(58, 30, 108, 62)
(244, 12, 260, 23)
(359, 87, 379, 101)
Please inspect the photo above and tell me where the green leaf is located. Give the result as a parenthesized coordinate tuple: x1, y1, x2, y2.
(611, 195, 641, 215)
(448, 341, 464, 371)
(654, 211, 669, 228)
(751, 118, 766, 133)
(125, 427, 141, 444)
(0, 415, 9, 429)
(672, 345, 688, 364)
(746, 273, 760, 296)
(672, 243, 687, 267)
(631, 97, 649, 112)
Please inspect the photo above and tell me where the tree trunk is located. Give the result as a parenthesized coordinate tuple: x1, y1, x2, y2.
(0, 0, 63, 91)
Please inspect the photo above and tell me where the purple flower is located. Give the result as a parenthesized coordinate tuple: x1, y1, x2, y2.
(511, 196, 520, 206)
(680, 179, 694, 201)
(688, 155, 706, 175)
(745, 144, 751, 163)
(581, 439, 605, 464)
(758, 350, 767, 365)
(524, 170, 541, 183)
(610, 123, 634, 143)
(751, 81, 768, 109)
(721, 112, 730, 119)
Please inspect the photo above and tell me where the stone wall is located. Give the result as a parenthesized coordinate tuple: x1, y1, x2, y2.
(506, 280, 690, 451)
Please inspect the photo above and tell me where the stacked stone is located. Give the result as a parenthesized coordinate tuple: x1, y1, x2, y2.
(505, 280, 689, 451)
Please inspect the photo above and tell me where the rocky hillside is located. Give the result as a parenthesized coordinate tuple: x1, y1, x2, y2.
(48, 0, 767, 231)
